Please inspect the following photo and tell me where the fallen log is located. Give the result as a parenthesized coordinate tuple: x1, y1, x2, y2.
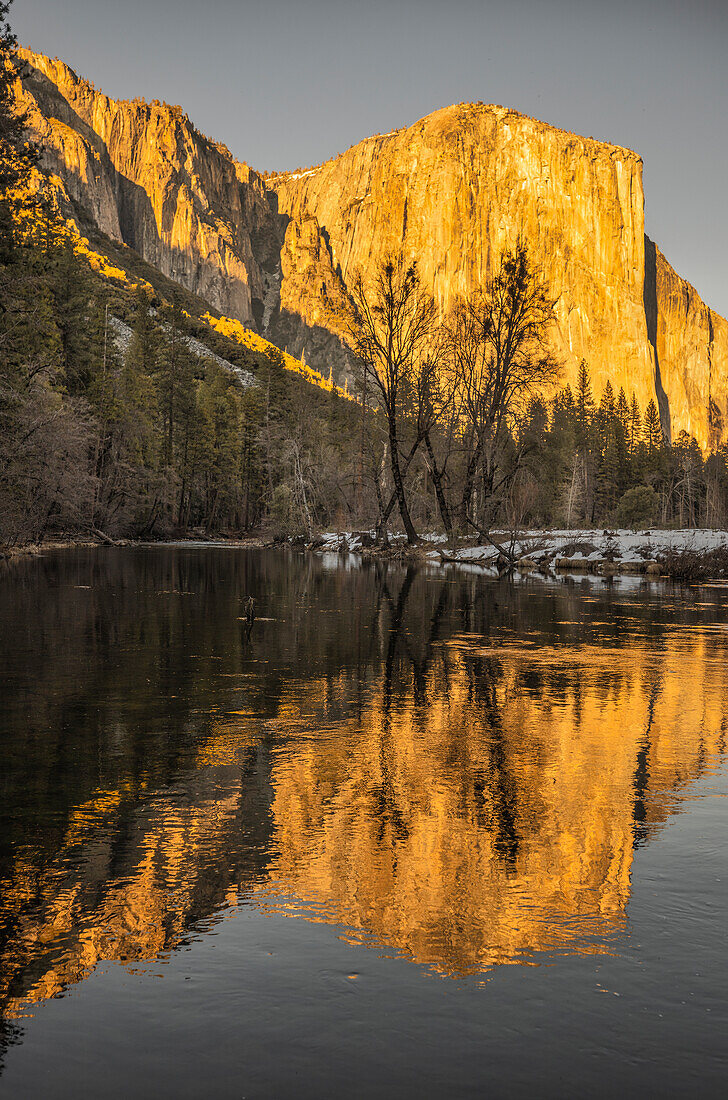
(87, 526, 122, 546)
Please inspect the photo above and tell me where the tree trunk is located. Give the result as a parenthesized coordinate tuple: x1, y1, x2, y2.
(387, 418, 418, 543)
(425, 431, 452, 536)
(458, 440, 482, 535)
(378, 435, 425, 530)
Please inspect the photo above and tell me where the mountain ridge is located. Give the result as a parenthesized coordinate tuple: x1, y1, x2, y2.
(16, 47, 728, 448)
(265, 100, 642, 182)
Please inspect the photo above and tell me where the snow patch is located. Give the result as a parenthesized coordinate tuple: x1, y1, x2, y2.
(308, 527, 728, 585)
(110, 316, 255, 389)
(267, 167, 321, 184)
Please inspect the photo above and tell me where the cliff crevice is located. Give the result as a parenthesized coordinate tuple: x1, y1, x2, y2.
(644, 235, 671, 441)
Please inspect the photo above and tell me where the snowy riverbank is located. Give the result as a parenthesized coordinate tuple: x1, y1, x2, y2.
(311, 528, 728, 581)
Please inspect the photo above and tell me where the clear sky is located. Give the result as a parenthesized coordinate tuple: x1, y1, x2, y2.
(13, 0, 728, 316)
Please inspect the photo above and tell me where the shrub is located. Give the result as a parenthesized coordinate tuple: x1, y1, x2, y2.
(267, 484, 310, 539)
(616, 485, 658, 529)
(659, 546, 728, 582)
(268, 484, 296, 538)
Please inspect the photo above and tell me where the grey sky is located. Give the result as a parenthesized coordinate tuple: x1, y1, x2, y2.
(14, 0, 728, 316)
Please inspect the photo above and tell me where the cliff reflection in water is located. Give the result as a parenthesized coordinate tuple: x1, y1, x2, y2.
(1, 549, 726, 1024)
(264, 631, 726, 973)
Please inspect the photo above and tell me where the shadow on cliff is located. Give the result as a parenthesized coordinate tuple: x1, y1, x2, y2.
(261, 209, 356, 385)
(268, 305, 354, 386)
(26, 61, 269, 325)
(644, 235, 672, 443)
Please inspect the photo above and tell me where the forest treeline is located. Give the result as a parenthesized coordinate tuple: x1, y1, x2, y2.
(346, 252, 728, 543)
(2, 0, 728, 549)
(0, 208, 361, 544)
(0, 8, 362, 546)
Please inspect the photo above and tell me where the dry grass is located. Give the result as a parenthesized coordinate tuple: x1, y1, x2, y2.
(659, 546, 728, 582)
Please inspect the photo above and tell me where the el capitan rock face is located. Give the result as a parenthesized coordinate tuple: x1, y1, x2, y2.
(16, 49, 728, 448)
(646, 239, 728, 448)
(273, 104, 656, 413)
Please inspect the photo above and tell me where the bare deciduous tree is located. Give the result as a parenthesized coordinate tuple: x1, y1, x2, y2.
(346, 257, 439, 544)
(446, 241, 559, 535)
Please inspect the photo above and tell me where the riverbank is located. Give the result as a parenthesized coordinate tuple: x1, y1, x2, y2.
(309, 528, 728, 582)
(4, 528, 728, 583)
(0, 533, 268, 563)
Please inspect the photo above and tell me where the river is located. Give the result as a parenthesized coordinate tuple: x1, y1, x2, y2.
(0, 547, 726, 1097)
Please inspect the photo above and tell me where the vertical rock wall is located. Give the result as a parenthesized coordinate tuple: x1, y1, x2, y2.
(19, 50, 283, 326)
(275, 104, 658, 414)
(650, 241, 728, 446)
(16, 51, 728, 447)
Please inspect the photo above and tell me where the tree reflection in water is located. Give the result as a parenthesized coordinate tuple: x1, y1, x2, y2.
(0, 547, 726, 1038)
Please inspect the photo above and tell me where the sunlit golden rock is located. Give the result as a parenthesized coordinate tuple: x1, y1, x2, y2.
(274, 105, 727, 447)
(17, 50, 278, 326)
(650, 242, 728, 447)
(14, 52, 728, 446)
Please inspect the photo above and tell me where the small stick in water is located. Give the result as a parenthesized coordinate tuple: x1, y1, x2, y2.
(242, 596, 256, 641)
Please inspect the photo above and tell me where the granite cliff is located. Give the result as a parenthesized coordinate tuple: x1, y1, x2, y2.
(17, 50, 283, 327)
(16, 49, 728, 447)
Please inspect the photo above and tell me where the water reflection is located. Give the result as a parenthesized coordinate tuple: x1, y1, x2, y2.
(0, 549, 726, 1033)
(260, 589, 726, 974)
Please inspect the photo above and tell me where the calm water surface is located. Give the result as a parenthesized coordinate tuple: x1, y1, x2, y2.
(0, 548, 726, 1098)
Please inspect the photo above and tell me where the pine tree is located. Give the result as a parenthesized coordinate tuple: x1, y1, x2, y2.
(643, 399, 663, 453)
(122, 289, 160, 469)
(560, 383, 575, 421)
(599, 380, 615, 419)
(672, 430, 703, 527)
(156, 299, 195, 468)
(599, 423, 620, 514)
(0, 1, 37, 259)
(86, 296, 118, 412)
(50, 238, 96, 392)
(596, 380, 617, 464)
(575, 361, 595, 446)
(194, 365, 240, 530)
(598, 413, 630, 518)
(570, 362, 597, 522)
(549, 385, 573, 434)
(522, 396, 548, 444)
(628, 392, 642, 454)
(127, 285, 162, 376)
